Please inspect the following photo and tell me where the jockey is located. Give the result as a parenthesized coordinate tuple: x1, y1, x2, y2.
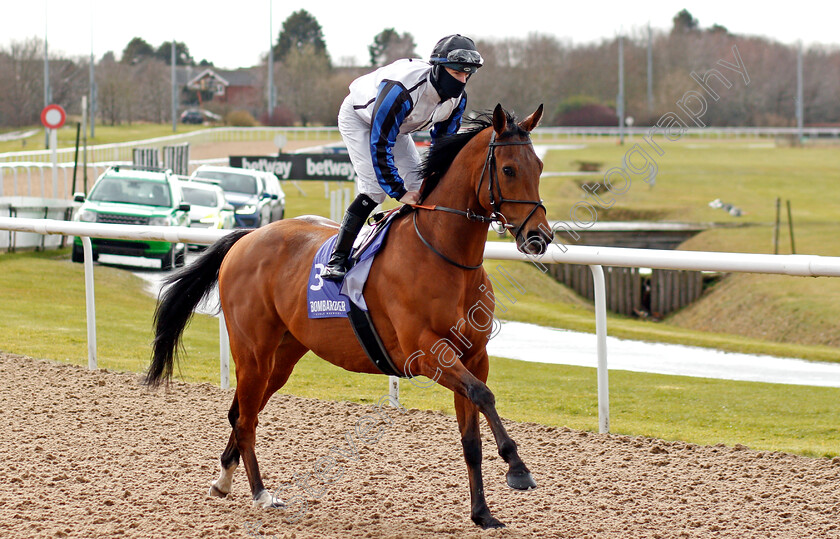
(320, 34, 484, 281)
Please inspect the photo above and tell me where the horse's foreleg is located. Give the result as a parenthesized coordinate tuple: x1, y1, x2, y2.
(454, 394, 504, 529)
(423, 356, 537, 492)
(463, 371, 536, 492)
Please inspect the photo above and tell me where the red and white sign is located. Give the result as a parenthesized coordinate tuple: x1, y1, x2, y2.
(41, 104, 66, 130)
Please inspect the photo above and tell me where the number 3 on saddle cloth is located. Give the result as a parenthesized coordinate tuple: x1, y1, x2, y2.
(306, 210, 405, 377)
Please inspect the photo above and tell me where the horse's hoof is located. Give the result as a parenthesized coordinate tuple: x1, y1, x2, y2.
(253, 489, 286, 509)
(208, 484, 229, 498)
(472, 514, 506, 529)
(506, 470, 537, 491)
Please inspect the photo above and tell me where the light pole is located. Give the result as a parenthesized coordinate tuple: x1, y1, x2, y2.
(617, 33, 625, 146)
(267, 0, 276, 121)
(172, 40, 177, 132)
(89, 7, 96, 138)
(44, 2, 51, 148)
(796, 41, 804, 145)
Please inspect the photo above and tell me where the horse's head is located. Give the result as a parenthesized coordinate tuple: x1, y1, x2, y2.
(478, 104, 552, 256)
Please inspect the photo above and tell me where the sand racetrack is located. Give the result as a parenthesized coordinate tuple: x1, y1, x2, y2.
(1, 351, 839, 538)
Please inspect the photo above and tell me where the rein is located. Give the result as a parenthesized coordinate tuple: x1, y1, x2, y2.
(412, 211, 484, 270)
(410, 131, 545, 270)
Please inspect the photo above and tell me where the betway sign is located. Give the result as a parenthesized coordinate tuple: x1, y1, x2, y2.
(229, 154, 356, 182)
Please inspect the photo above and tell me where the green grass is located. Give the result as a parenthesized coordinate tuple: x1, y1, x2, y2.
(538, 138, 840, 350)
(0, 249, 223, 381)
(1, 249, 839, 459)
(541, 139, 840, 227)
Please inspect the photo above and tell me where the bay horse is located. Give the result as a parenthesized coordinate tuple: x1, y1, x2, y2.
(146, 104, 551, 529)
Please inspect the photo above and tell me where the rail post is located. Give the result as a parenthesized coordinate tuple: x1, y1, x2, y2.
(81, 236, 97, 370)
(589, 265, 609, 433)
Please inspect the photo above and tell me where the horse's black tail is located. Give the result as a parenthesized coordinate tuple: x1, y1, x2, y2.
(145, 229, 252, 387)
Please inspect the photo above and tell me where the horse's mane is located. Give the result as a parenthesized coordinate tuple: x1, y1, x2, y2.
(418, 109, 525, 202)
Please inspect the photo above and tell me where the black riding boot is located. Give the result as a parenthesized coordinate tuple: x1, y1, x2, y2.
(321, 195, 375, 281)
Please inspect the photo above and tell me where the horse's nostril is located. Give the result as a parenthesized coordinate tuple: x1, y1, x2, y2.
(525, 231, 548, 255)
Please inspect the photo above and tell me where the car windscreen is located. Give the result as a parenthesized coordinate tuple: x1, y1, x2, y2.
(194, 172, 257, 194)
(90, 177, 171, 207)
(182, 186, 218, 207)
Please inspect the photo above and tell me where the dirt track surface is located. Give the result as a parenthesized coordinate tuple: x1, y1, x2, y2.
(2, 351, 839, 538)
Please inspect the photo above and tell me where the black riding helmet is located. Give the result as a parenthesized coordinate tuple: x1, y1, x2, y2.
(429, 34, 483, 99)
(429, 34, 484, 73)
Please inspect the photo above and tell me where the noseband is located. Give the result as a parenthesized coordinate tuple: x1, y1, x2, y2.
(411, 130, 546, 270)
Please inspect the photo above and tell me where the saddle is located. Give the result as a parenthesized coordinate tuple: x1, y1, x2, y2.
(306, 207, 408, 377)
(351, 205, 410, 262)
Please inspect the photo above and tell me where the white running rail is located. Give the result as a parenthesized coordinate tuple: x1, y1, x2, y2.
(3, 217, 840, 433)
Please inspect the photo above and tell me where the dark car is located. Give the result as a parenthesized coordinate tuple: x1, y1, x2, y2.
(180, 110, 204, 124)
(189, 165, 285, 228)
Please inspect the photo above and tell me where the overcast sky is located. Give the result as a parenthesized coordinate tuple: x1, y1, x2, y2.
(2, 1, 839, 69)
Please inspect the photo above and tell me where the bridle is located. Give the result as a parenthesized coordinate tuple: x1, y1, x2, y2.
(411, 130, 546, 270)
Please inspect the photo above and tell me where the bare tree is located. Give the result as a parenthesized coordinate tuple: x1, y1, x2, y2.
(96, 52, 134, 125)
(131, 59, 170, 123)
(0, 38, 44, 127)
(4, 17, 840, 129)
(277, 45, 335, 126)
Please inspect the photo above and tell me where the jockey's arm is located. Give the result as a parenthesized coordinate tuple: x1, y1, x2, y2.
(369, 81, 413, 201)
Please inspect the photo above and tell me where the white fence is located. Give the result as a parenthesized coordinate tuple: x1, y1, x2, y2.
(4, 124, 838, 199)
(2, 217, 840, 433)
(3, 125, 839, 166)
(0, 126, 342, 165)
(0, 159, 231, 200)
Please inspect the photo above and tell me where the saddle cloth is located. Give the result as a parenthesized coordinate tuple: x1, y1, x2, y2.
(306, 212, 396, 319)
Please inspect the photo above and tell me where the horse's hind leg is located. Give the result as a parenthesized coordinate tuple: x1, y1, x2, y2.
(210, 333, 308, 506)
(209, 398, 240, 497)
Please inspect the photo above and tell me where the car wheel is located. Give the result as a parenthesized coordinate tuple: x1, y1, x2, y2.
(161, 246, 176, 271)
(71, 244, 97, 263)
(71, 244, 84, 263)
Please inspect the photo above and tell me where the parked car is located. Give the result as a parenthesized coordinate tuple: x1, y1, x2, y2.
(189, 165, 285, 228)
(180, 109, 223, 125)
(259, 170, 285, 221)
(180, 110, 204, 124)
(179, 179, 235, 248)
(71, 165, 191, 270)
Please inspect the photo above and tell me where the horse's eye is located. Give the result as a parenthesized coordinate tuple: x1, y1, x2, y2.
(502, 166, 514, 177)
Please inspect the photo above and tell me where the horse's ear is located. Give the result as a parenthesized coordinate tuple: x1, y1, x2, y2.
(492, 103, 507, 135)
(519, 104, 544, 133)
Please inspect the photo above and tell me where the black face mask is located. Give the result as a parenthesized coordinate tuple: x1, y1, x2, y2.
(431, 65, 466, 100)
